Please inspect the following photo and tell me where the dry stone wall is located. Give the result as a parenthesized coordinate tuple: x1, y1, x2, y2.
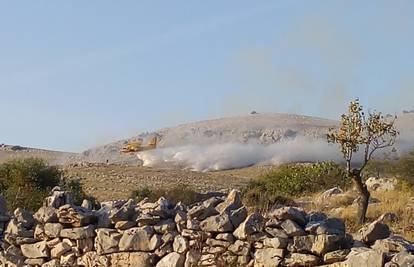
(0, 188, 413, 267)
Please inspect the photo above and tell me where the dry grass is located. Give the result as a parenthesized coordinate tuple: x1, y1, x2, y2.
(308, 183, 414, 241)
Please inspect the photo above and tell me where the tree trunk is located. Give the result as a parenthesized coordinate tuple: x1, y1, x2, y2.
(351, 169, 370, 224)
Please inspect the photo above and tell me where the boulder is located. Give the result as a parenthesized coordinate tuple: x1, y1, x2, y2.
(185, 250, 201, 267)
(25, 258, 46, 266)
(109, 199, 136, 223)
(21, 241, 49, 258)
(199, 213, 233, 233)
(345, 247, 384, 267)
(95, 228, 122, 255)
(119, 226, 161, 252)
(233, 213, 264, 240)
(254, 248, 284, 267)
(173, 235, 189, 254)
(187, 205, 218, 221)
(358, 221, 390, 245)
(270, 207, 307, 226)
(323, 249, 350, 264)
(284, 253, 320, 267)
(387, 250, 414, 267)
(109, 252, 155, 267)
(215, 189, 242, 214)
(319, 187, 344, 200)
(154, 219, 176, 234)
(114, 220, 136, 230)
(229, 206, 248, 229)
(60, 225, 96, 240)
(263, 237, 289, 249)
(216, 233, 236, 243)
(44, 223, 63, 239)
(311, 234, 343, 255)
(14, 208, 35, 229)
(57, 204, 96, 227)
(156, 252, 185, 267)
(42, 259, 61, 267)
(281, 219, 306, 237)
(371, 235, 414, 253)
(50, 242, 71, 258)
(45, 187, 73, 209)
(228, 240, 251, 256)
(33, 207, 58, 224)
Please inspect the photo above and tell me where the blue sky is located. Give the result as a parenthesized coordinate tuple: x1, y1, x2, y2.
(1, 1, 413, 151)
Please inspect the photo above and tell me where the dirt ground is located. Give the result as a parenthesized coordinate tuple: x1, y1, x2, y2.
(61, 164, 278, 202)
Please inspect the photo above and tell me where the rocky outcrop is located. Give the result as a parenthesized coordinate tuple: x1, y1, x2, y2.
(0, 188, 413, 266)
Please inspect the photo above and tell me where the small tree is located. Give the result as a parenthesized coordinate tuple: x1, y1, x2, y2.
(327, 99, 398, 224)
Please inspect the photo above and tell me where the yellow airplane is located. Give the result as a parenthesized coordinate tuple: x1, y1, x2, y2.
(120, 136, 157, 153)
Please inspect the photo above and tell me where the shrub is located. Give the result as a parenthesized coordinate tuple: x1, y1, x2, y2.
(0, 158, 60, 211)
(59, 178, 99, 209)
(131, 184, 200, 205)
(364, 147, 414, 187)
(243, 162, 348, 211)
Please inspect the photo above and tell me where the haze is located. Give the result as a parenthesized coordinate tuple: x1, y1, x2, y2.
(1, 1, 413, 151)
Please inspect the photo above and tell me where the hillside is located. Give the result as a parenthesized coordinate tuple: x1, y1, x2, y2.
(78, 113, 338, 165)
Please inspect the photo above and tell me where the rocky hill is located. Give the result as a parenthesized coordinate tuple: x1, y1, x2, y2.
(77, 113, 338, 165)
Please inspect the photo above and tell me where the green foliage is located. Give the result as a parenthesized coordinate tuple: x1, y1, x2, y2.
(243, 162, 348, 211)
(364, 148, 414, 187)
(131, 184, 200, 205)
(0, 158, 60, 211)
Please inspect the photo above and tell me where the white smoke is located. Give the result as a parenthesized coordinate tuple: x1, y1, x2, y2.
(137, 136, 344, 172)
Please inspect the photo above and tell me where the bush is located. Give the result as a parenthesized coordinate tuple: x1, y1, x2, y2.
(364, 148, 414, 187)
(131, 184, 200, 205)
(0, 158, 60, 211)
(243, 162, 348, 211)
(0, 157, 97, 212)
(59, 178, 99, 209)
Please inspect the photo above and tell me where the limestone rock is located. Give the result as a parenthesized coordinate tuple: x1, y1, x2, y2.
(57, 204, 96, 227)
(50, 242, 71, 258)
(60, 225, 96, 240)
(21, 241, 49, 258)
(185, 250, 201, 267)
(270, 207, 307, 226)
(216, 189, 242, 214)
(228, 240, 251, 256)
(263, 237, 289, 249)
(44, 223, 63, 239)
(233, 213, 264, 240)
(345, 247, 384, 267)
(199, 213, 233, 233)
(173, 235, 189, 254)
(284, 253, 320, 267)
(358, 221, 390, 245)
(33, 207, 58, 224)
(229, 206, 248, 229)
(156, 252, 185, 267)
(323, 249, 349, 264)
(114, 220, 136, 230)
(371, 235, 414, 253)
(281, 219, 306, 237)
(254, 248, 284, 267)
(14, 208, 35, 229)
(319, 187, 344, 200)
(387, 250, 414, 267)
(109, 252, 155, 267)
(42, 259, 61, 267)
(119, 226, 161, 252)
(95, 228, 122, 255)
